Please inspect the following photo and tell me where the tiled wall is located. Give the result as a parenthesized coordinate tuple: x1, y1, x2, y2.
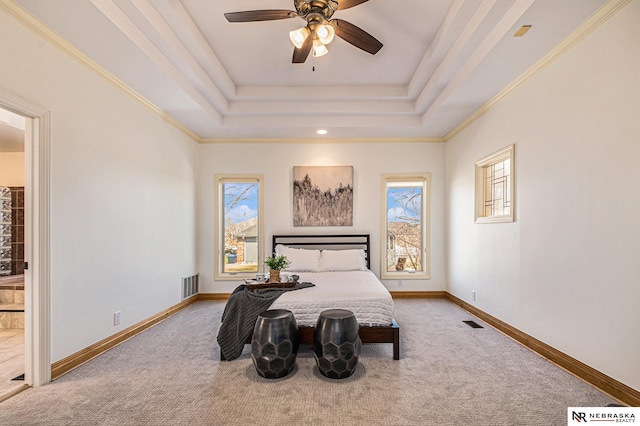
(0, 187, 10, 276)
(0, 286, 24, 329)
(10, 187, 24, 275)
(0, 187, 24, 277)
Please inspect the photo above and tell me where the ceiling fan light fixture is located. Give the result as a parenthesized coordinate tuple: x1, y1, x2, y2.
(225, 0, 383, 64)
(312, 39, 329, 57)
(289, 26, 310, 48)
(317, 24, 335, 44)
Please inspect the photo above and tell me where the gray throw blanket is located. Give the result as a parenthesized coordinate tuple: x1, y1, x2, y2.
(217, 282, 315, 361)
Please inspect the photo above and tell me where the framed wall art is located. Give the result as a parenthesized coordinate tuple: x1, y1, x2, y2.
(292, 166, 353, 227)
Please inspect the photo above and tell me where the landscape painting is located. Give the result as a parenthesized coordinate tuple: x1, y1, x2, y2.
(293, 166, 353, 227)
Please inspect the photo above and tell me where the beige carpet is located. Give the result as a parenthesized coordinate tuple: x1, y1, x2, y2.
(0, 299, 617, 425)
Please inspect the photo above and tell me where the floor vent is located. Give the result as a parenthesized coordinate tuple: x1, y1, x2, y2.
(463, 320, 484, 329)
(182, 274, 199, 300)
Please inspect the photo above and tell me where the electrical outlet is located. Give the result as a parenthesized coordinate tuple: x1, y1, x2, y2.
(472, 291, 476, 301)
(113, 311, 121, 326)
(398, 280, 403, 287)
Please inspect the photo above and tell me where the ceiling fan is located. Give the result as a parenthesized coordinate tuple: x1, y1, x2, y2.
(224, 0, 383, 63)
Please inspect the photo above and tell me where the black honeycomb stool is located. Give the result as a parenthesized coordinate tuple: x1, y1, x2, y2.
(314, 309, 362, 379)
(251, 309, 299, 379)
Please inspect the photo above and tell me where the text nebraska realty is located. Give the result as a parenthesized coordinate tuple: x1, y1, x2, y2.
(573, 411, 636, 423)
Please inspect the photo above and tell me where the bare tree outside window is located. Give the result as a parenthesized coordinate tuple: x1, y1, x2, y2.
(216, 176, 262, 279)
(382, 174, 430, 280)
(386, 184, 422, 272)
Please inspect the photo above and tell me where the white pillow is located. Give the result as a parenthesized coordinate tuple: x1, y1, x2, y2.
(318, 249, 367, 272)
(275, 245, 321, 272)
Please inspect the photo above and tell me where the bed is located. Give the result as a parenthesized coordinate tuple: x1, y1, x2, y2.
(224, 234, 399, 360)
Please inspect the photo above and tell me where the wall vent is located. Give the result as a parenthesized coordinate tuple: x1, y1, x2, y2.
(182, 274, 199, 300)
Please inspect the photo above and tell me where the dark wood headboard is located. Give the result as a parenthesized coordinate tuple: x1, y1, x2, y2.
(272, 234, 371, 270)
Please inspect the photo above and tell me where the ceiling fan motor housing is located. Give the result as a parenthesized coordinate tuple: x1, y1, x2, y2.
(297, 0, 338, 20)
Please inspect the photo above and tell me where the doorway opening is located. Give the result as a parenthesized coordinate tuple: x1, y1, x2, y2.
(0, 91, 51, 400)
(0, 107, 26, 397)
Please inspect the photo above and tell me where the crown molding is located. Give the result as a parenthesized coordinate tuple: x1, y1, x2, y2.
(0, 0, 202, 143)
(444, 0, 631, 142)
(3, 0, 629, 145)
(200, 137, 445, 145)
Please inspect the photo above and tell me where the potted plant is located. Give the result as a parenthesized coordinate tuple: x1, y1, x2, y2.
(264, 255, 291, 282)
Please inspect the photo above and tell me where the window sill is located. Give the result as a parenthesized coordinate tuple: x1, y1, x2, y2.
(381, 272, 430, 280)
(475, 215, 514, 224)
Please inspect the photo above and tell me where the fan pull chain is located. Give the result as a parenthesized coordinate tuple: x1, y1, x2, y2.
(312, 54, 316, 72)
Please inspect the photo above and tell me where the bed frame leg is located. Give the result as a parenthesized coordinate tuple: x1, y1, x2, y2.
(393, 328, 400, 360)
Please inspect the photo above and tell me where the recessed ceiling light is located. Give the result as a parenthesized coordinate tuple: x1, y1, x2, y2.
(316, 129, 328, 135)
(513, 25, 532, 37)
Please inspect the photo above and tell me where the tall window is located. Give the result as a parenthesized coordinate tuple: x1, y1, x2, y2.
(381, 174, 430, 280)
(475, 145, 515, 223)
(215, 175, 263, 279)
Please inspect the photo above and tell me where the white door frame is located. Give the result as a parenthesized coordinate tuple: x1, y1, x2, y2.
(0, 90, 51, 387)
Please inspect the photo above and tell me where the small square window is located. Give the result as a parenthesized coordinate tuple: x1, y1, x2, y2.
(475, 145, 515, 223)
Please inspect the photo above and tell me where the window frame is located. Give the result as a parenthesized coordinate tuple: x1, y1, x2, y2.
(475, 144, 515, 224)
(380, 173, 431, 280)
(214, 174, 264, 281)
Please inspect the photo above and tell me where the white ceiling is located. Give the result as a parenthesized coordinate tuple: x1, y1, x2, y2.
(9, 0, 610, 142)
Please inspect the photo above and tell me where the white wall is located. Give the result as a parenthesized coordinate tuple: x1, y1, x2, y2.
(0, 9, 199, 361)
(446, 1, 640, 391)
(0, 152, 24, 186)
(198, 142, 446, 293)
(4, 0, 636, 392)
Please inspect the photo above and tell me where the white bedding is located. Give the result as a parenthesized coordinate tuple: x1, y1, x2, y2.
(268, 270, 394, 327)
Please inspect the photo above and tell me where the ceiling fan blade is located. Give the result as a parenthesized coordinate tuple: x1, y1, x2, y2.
(224, 10, 296, 22)
(336, 0, 370, 10)
(292, 36, 313, 63)
(331, 19, 383, 55)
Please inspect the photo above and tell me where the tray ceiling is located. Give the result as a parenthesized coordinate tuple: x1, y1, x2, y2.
(8, 0, 613, 141)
